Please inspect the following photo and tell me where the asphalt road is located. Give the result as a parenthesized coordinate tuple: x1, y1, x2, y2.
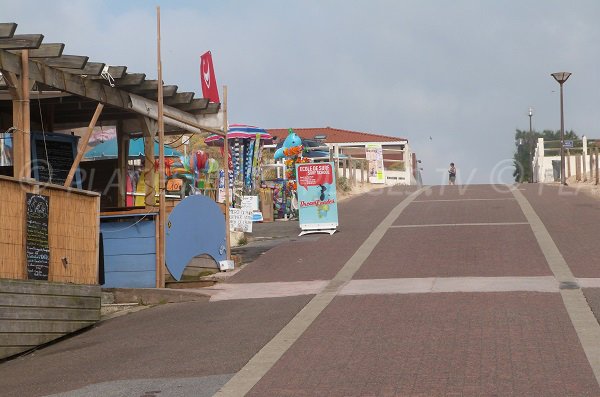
(3, 184, 600, 397)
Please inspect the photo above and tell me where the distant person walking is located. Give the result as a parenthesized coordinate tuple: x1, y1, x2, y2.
(448, 162, 456, 185)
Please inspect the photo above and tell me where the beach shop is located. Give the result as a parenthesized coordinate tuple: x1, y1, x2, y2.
(0, 21, 229, 358)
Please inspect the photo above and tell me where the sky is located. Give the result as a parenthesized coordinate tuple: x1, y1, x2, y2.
(4, 0, 600, 185)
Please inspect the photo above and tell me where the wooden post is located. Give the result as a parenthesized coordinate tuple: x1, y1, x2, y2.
(566, 149, 571, 179)
(343, 159, 347, 179)
(156, 6, 166, 288)
(350, 159, 355, 185)
(116, 127, 129, 207)
(360, 160, 364, 183)
(64, 103, 104, 187)
(223, 85, 231, 261)
(3, 72, 23, 178)
(575, 154, 581, 182)
(139, 116, 157, 208)
(21, 50, 31, 180)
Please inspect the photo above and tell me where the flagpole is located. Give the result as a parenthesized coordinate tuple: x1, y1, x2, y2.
(156, 6, 166, 288)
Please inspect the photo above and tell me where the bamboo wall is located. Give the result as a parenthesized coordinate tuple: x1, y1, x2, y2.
(0, 176, 100, 284)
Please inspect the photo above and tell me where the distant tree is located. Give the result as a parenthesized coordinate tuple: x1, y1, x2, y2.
(512, 129, 578, 182)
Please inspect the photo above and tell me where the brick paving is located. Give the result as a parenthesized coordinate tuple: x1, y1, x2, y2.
(520, 185, 600, 278)
(395, 198, 526, 226)
(355, 225, 551, 278)
(0, 296, 311, 397)
(230, 186, 418, 283)
(4, 183, 600, 397)
(247, 293, 600, 397)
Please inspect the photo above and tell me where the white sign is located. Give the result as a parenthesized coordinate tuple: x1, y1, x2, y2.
(241, 195, 259, 211)
(229, 208, 253, 233)
(366, 144, 385, 184)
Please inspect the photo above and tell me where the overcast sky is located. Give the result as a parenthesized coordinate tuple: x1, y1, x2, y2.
(5, 0, 600, 184)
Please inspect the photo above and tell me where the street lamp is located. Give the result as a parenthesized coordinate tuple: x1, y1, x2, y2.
(551, 72, 572, 185)
(528, 107, 533, 182)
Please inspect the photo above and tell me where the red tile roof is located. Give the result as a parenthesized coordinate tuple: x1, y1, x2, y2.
(266, 127, 406, 144)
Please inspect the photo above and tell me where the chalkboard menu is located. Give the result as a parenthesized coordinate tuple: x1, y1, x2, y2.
(26, 193, 50, 280)
(31, 132, 81, 188)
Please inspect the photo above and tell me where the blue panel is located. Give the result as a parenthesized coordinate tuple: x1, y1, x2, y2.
(103, 271, 155, 288)
(165, 195, 226, 281)
(103, 254, 156, 272)
(101, 220, 156, 239)
(103, 238, 156, 256)
(100, 218, 157, 288)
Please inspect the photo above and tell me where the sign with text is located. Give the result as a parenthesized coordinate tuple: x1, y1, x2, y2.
(366, 144, 385, 184)
(296, 162, 338, 233)
(25, 193, 50, 280)
(229, 208, 253, 233)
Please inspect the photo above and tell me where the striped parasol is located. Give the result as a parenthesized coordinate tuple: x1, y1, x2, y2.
(204, 124, 272, 143)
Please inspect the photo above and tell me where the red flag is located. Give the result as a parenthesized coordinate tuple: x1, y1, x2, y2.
(200, 51, 220, 103)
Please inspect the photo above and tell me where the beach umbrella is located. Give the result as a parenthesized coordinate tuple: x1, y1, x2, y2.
(84, 137, 182, 160)
(204, 124, 272, 144)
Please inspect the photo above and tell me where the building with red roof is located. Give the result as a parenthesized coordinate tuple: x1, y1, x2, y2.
(267, 127, 420, 185)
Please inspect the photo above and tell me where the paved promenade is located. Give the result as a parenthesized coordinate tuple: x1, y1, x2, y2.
(2, 184, 600, 396)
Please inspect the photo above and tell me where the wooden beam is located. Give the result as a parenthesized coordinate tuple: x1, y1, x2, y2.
(165, 92, 194, 105)
(0, 34, 44, 50)
(43, 55, 89, 69)
(0, 49, 221, 135)
(89, 65, 127, 80)
(64, 103, 104, 187)
(113, 73, 145, 86)
(156, 6, 166, 289)
(132, 79, 160, 91)
(21, 50, 31, 180)
(105, 65, 127, 79)
(0, 23, 18, 39)
(198, 102, 220, 114)
(24, 43, 64, 58)
(60, 62, 105, 76)
(176, 98, 208, 112)
(145, 85, 177, 98)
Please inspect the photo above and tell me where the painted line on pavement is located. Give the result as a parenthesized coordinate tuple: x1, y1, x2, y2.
(214, 187, 428, 397)
(340, 276, 558, 295)
(577, 278, 600, 288)
(412, 198, 516, 202)
(208, 281, 329, 302)
(512, 187, 600, 387)
(390, 222, 528, 228)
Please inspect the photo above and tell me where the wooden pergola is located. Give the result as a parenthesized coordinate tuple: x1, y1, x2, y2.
(0, 21, 225, 207)
(0, 20, 231, 288)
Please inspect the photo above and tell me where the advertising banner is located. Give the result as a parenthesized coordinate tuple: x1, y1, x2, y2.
(296, 162, 338, 235)
(366, 144, 385, 184)
(200, 51, 220, 103)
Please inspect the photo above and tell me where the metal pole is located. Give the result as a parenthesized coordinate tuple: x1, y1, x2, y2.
(559, 82, 566, 185)
(529, 110, 533, 183)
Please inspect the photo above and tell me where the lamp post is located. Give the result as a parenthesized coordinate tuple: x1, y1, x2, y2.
(528, 107, 533, 182)
(551, 72, 571, 185)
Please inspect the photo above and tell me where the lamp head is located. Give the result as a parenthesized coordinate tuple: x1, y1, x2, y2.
(528, 107, 533, 117)
(551, 72, 572, 84)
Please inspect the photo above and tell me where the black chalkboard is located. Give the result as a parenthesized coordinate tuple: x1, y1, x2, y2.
(31, 132, 81, 188)
(26, 193, 50, 280)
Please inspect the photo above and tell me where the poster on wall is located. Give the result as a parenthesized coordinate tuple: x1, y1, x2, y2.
(25, 193, 50, 280)
(296, 162, 338, 236)
(366, 144, 385, 184)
